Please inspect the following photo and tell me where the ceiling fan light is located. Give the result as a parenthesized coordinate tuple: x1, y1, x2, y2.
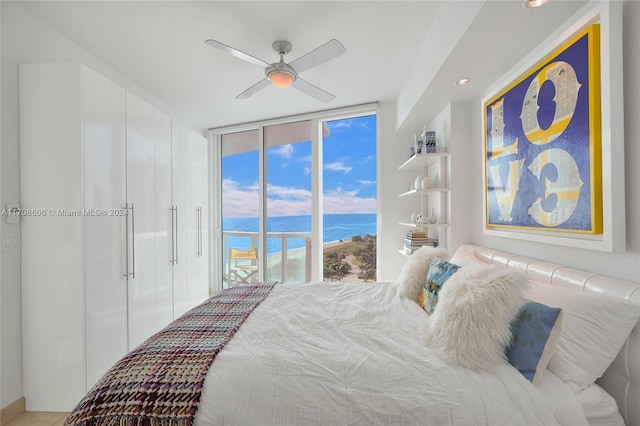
(268, 70, 295, 88)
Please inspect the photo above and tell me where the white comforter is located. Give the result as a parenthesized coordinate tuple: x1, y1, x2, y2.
(196, 282, 585, 425)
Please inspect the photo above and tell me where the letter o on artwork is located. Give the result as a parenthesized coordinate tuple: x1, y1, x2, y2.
(520, 61, 581, 145)
(527, 148, 584, 227)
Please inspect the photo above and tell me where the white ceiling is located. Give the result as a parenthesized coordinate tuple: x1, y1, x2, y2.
(16, 0, 588, 131)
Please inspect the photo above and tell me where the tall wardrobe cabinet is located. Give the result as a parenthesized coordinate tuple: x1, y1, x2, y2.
(187, 130, 210, 303)
(124, 93, 174, 350)
(20, 63, 128, 411)
(171, 124, 209, 318)
(19, 63, 210, 412)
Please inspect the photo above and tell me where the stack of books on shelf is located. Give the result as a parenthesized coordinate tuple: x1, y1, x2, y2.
(404, 230, 438, 254)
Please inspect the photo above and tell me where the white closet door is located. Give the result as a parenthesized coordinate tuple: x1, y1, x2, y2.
(171, 122, 189, 318)
(20, 63, 85, 411)
(186, 139, 200, 308)
(155, 111, 173, 329)
(82, 67, 128, 389)
(126, 93, 158, 349)
(195, 133, 210, 301)
(187, 131, 210, 304)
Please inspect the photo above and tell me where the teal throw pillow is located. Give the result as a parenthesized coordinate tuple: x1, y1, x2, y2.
(506, 301, 563, 385)
(419, 256, 460, 314)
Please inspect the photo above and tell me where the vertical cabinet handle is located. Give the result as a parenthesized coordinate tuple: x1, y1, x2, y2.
(123, 203, 130, 278)
(196, 207, 200, 257)
(130, 203, 136, 279)
(175, 205, 179, 265)
(169, 205, 179, 265)
(196, 207, 202, 257)
(170, 206, 176, 265)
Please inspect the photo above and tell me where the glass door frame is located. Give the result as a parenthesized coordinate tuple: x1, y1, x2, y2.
(209, 103, 378, 292)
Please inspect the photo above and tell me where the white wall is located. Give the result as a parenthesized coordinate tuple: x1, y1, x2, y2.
(426, 103, 473, 253)
(468, 1, 640, 283)
(395, 1, 483, 127)
(377, 100, 408, 282)
(0, 2, 203, 408)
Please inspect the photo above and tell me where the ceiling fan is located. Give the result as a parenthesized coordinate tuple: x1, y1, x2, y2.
(204, 38, 346, 103)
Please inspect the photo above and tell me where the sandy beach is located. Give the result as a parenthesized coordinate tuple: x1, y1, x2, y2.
(322, 238, 374, 283)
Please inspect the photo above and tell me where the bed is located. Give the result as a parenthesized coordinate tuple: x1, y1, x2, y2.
(64, 244, 640, 426)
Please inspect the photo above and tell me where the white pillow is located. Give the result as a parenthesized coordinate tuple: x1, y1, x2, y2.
(527, 283, 640, 392)
(394, 246, 448, 301)
(426, 265, 528, 372)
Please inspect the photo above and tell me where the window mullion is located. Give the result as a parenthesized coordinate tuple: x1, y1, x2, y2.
(210, 132, 223, 292)
(311, 118, 322, 282)
(258, 126, 267, 282)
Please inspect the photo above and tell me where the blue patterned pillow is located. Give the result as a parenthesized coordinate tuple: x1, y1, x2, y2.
(506, 301, 563, 385)
(419, 257, 460, 314)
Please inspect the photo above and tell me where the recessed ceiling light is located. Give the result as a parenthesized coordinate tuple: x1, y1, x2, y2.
(524, 0, 548, 9)
(455, 78, 472, 86)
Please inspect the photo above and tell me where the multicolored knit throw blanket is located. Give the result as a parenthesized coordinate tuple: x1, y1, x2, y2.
(65, 282, 276, 426)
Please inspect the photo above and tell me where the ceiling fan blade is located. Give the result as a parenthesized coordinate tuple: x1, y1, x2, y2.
(289, 39, 346, 73)
(204, 39, 270, 68)
(236, 78, 271, 100)
(291, 78, 335, 103)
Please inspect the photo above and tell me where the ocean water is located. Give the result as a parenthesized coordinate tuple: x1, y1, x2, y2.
(223, 213, 376, 255)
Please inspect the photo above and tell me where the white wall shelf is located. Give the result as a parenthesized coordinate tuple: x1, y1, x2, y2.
(399, 146, 450, 252)
(399, 188, 449, 197)
(398, 249, 410, 257)
(398, 152, 448, 171)
(399, 222, 450, 228)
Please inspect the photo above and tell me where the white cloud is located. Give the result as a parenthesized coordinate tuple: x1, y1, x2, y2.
(323, 188, 376, 214)
(361, 155, 375, 164)
(221, 178, 260, 217)
(331, 121, 352, 129)
(267, 184, 312, 201)
(271, 144, 294, 159)
(324, 161, 352, 173)
(265, 199, 312, 216)
(358, 120, 370, 129)
(266, 183, 312, 216)
(358, 180, 375, 185)
(222, 179, 376, 217)
(325, 188, 358, 198)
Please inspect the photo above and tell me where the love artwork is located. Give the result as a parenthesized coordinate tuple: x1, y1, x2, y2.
(484, 25, 602, 235)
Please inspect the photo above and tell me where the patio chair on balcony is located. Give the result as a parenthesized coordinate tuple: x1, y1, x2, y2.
(228, 247, 259, 286)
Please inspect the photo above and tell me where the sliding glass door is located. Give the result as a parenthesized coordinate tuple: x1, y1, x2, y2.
(221, 129, 260, 289)
(265, 121, 313, 283)
(220, 122, 316, 287)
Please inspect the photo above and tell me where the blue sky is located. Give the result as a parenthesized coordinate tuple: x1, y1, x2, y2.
(222, 114, 377, 217)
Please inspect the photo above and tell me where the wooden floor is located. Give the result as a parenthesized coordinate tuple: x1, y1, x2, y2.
(4, 412, 68, 426)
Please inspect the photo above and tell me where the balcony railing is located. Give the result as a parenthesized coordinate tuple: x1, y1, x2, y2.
(222, 230, 311, 287)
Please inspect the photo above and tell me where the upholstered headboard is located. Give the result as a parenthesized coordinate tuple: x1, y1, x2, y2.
(452, 244, 640, 426)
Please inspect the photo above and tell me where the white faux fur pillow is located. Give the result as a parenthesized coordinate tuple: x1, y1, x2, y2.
(426, 265, 528, 372)
(394, 246, 449, 301)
